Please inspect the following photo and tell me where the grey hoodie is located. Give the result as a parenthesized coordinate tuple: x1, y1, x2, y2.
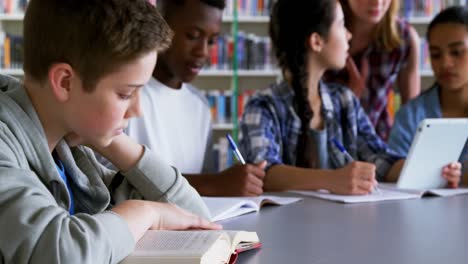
(0, 75, 210, 264)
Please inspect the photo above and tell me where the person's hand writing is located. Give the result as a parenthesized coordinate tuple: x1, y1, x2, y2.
(213, 161, 267, 196)
(329, 161, 377, 195)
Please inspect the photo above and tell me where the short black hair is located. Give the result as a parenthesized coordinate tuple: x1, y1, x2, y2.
(427, 6, 468, 40)
(158, 0, 225, 18)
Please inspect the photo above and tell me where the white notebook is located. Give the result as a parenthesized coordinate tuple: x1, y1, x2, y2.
(203, 195, 302, 221)
(290, 184, 468, 204)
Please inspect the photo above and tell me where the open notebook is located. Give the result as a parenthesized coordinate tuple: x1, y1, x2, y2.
(290, 184, 468, 204)
(203, 195, 302, 221)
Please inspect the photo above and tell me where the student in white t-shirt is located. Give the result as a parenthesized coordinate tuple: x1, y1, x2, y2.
(126, 0, 267, 196)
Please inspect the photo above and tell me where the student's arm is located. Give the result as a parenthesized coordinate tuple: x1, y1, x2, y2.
(384, 159, 405, 182)
(349, 91, 403, 181)
(265, 162, 376, 195)
(91, 134, 211, 218)
(397, 25, 421, 104)
(92, 133, 143, 171)
(184, 161, 267, 196)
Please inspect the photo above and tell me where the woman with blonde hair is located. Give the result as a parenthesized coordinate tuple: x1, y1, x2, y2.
(326, 0, 421, 141)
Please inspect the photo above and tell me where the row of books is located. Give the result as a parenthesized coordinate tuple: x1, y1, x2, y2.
(400, 0, 466, 18)
(205, 89, 256, 125)
(0, 0, 27, 14)
(0, 32, 23, 69)
(223, 0, 274, 17)
(212, 136, 234, 172)
(206, 31, 274, 71)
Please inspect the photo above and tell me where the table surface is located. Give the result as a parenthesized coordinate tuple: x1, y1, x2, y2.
(221, 194, 468, 264)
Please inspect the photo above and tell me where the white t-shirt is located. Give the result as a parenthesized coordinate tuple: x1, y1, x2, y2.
(126, 77, 213, 174)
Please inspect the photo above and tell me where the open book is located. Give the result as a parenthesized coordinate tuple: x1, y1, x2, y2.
(120, 230, 261, 264)
(203, 195, 302, 221)
(290, 184, 468, 204)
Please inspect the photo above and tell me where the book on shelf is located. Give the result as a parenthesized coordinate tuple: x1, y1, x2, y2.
(203, 195, 302, 221)
(205, 32, 274, 71)
(0, 32, 23, 70)
(205, 89, 256, 126)
(212, 136, 234, 172)
(120, 230, 261, 264)
(224, 0, 274, 17)
(290, 184, 468, 204)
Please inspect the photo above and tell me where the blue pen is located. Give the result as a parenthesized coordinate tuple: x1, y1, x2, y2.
(331, 138, 381, 194)
(226, 134, 246, 164)
(331, 138, 354, 163)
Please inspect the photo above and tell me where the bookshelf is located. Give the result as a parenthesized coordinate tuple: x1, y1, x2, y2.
(0, 0, 27, 77)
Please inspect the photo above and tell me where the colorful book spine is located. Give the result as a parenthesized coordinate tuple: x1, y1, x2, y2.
(212, 137, 234, 172)
(224, 0, 274, 17)
(206, 32, 274, 71)
(0, 32, 23, 69)
(206, 89, 256, 125)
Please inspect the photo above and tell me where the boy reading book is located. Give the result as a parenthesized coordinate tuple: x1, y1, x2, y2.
(0, 0, 220, 263)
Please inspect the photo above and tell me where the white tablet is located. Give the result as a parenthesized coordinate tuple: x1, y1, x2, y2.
(397, 118, 468, 189)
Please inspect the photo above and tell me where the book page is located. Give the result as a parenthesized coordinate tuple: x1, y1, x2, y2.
(224, 231, 261, 253)
(130, 230, 226, 257)
(202, 197, 259, 221)
(290, 189, 422, 203)
(426, 188, 468, 197)
(380, 183, 468, 197)
(249, 195, 302, 207)
(202, 195, 302, 221)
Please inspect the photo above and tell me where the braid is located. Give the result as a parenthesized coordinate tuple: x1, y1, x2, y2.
(290, 51, 313, 167)
(270, 0, 336, 167)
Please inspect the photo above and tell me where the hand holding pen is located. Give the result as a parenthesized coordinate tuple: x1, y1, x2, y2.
(226, 134, 246, 164)
(331, 138, 381, 195)
(213, 134, 267, 196)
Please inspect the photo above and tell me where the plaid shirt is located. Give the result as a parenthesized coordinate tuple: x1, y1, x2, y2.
(239, 81, 402, 181)
(325, 18, 412, 141)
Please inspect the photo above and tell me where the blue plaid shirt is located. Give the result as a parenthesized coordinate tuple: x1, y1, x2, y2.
(239, 81, 401, 180)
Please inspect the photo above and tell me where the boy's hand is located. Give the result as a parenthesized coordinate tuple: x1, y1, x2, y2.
(346, 56, 369, 99)
(213, 161, 267, 197)
(442, 162, 462, 188)
(150, 202, 222, 231)
(329, 161, 377, 195)
(112, 200, 221, 242)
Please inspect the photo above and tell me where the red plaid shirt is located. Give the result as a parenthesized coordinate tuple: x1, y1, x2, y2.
(325, 18, 412, 141)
